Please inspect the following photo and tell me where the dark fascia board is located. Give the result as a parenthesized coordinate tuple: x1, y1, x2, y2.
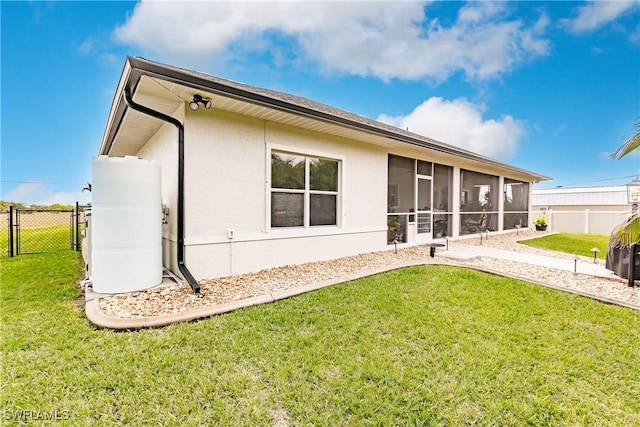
(104, 56, 552, 182)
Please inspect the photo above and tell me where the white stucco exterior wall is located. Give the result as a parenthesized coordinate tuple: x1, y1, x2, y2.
(181, 108, 388, 279)
(131, 103, 539, 281)
(135, 108, 181, 273)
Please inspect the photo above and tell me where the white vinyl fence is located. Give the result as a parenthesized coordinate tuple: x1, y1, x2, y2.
(538, 209, 630, 236)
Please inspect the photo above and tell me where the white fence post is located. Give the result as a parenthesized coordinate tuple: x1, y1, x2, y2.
(584, 209, 590, 234)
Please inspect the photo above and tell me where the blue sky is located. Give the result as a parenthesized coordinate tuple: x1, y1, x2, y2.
(2, 1, 639, 206)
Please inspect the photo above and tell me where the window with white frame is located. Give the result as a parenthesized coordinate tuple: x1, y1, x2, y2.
(270, 151, 339, 228)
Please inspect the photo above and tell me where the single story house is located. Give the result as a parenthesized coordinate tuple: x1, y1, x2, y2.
(99, 56, 550, 291)
(531, 186, 630, 235)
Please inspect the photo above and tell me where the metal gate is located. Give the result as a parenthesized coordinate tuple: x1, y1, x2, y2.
(6, 204, 85, 256)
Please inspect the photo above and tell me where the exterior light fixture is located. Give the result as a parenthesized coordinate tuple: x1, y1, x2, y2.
(591, 247, 600, 263)
(625, 179, 640, 204)
(188, 94, 212, 111)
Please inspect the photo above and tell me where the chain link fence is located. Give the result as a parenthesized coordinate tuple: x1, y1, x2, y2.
(3, 204, 89, 257)
(0, 211, 8, 258)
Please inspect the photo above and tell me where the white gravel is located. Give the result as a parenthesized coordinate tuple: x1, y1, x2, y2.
(98, 231, 639, 318)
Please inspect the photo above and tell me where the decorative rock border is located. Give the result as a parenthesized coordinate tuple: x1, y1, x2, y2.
(85, 231, 639, 330)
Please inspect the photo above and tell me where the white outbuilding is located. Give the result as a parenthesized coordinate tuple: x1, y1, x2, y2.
(531, 186, 630, 235)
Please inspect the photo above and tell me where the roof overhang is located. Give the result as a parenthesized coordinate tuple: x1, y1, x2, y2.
(100, 56, 552, 183)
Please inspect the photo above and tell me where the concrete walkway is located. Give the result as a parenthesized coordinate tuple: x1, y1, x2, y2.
(444, 243, 619, 279)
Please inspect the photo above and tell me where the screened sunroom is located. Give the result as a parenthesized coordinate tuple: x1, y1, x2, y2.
(387, 154, 530, 243)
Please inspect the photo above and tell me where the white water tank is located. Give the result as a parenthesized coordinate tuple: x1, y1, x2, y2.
(91, 156, 162, 293)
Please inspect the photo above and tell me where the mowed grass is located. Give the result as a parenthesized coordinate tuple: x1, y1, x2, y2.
(0, 224, 76, 258)
(519, 232, 610, 260)
(2, 251, 639, 425)
(0, 230, 7, 258)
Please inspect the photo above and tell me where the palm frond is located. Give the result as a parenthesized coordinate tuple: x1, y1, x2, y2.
(611, 119, 640, 160)
(611, 210, 640, 247)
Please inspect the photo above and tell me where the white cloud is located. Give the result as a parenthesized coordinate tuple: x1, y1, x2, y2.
(377, 97, 525, 159)
(77, 38, 95, 55)
(630, 22, 640, 43)
(3, 182, 90, 206)
(562, 0, 638, 34)
(113, 1, 550, 82)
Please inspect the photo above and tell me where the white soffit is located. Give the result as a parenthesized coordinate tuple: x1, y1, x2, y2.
(109, 70, 547, 182)
(110, 76, 184, 156)
(111, 75, 402, 156)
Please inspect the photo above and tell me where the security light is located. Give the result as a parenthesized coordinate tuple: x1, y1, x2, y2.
(189, 94, 212, 111)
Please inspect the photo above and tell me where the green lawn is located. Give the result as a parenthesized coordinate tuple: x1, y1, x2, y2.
(2, 251, 639, 425)
(1, 224, 77, 258)
(519, 232, 610, 260)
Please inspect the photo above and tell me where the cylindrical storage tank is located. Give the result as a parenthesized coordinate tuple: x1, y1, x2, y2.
(83, 211, 92, 279)
(91, 156, 162, 293)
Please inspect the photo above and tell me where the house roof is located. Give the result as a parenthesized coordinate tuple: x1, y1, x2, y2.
(100, 56, 551, 183)
(532, 186, 628, 206)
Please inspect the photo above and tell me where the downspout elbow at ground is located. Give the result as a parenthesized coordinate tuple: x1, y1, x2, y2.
(123, 88, 201, 294)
